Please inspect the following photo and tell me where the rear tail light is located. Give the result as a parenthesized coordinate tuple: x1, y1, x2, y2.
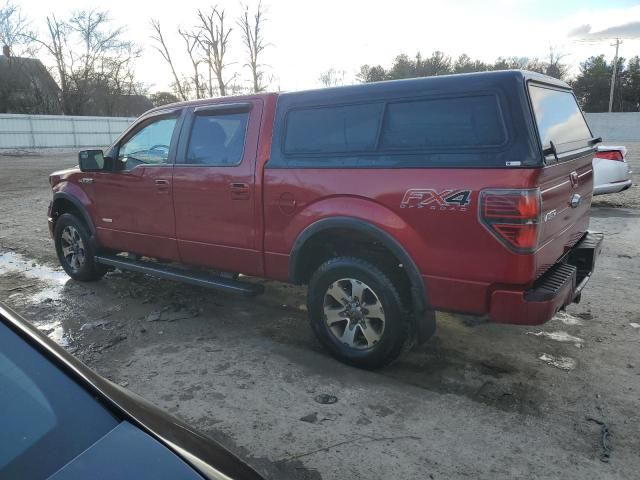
(595, 150, 624, 161)
(479, 189, 541, 252)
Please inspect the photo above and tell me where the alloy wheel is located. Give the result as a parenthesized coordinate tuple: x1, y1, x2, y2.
(60, 225, 86, 272)
(323, 278, 386, 349)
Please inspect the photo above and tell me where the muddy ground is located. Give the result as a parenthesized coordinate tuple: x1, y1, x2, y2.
(0, 147, 639, 480)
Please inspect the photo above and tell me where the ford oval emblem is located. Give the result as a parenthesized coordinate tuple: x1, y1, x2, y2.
(570, 193, 582, 208)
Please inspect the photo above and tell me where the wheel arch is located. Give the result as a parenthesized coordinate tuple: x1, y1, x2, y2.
(51, 192, 96, 237)
(289, 217, 428, 314)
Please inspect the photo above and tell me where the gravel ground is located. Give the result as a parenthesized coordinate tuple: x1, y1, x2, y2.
(0, 146, 639, 480)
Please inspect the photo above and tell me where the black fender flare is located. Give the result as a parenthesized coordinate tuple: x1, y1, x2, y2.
(289, 217, 435, 342)
(289, 216, 431, 313)
(51, 192, 97, 237)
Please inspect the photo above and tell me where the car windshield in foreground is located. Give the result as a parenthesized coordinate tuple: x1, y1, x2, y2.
(0, 321, 119, 479)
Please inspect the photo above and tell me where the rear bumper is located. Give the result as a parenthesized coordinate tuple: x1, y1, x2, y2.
(593, 178, 632, 195)
(489, 232, 603, 325)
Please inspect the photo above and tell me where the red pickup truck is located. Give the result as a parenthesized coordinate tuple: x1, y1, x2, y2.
(49, 70, 603, 368)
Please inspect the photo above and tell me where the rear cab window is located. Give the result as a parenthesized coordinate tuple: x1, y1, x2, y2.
(528, 83, 592, 159)
(185, 112, 249, 166)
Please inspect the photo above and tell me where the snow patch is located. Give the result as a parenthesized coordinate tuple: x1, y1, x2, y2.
(527, 330, 584, 348)
(539, 353, 576, 371)
(553, 311, 583, 326)
(0, 251, 68, 285)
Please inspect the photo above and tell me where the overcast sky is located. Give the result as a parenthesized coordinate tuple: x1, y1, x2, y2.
(16, 0, 640, 93)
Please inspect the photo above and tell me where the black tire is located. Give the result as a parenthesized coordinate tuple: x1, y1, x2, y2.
(54, 213, 107, 281)
(307, 257, 411, 369)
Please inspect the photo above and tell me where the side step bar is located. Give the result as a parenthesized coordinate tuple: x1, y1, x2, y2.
(95, 254, 264, 297)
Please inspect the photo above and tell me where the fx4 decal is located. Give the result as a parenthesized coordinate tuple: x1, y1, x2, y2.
(400, 188, 472, 211)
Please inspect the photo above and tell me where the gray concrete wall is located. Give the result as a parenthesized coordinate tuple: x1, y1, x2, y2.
(585, 112, 640, 143)
(0, 114, 135, 149)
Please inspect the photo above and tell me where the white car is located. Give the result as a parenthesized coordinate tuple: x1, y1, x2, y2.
(593, 145, 633, 195)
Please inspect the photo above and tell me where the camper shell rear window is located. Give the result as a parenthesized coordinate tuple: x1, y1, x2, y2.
(528, 83, 592, 156)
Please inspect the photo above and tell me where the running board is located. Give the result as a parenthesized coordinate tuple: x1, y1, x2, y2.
(95, 254, 264, 296)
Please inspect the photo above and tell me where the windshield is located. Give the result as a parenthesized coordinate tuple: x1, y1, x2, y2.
(0, 322, 119, 479)
(528, 83, 592, 155)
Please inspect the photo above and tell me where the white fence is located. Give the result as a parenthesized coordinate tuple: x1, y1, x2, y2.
(0, 112, 636, 149)
(0, 114, 135, 149)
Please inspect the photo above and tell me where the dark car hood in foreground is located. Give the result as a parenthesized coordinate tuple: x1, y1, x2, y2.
(0, 303, 265, 480)
(49, 422, 204, 480)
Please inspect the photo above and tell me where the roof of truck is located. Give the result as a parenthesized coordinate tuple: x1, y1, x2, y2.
(280, 69, 570, 100)
(147, 70, 568, 116)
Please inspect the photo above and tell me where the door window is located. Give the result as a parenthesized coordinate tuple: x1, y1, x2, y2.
(185, 112, 249, 166)
(117, 116, 178, 171)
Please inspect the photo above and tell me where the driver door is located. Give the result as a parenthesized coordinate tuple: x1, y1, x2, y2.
(87, 110, 183, 260)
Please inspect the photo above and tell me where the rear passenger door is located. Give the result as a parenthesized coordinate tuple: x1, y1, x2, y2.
(172, 101, 263, 275)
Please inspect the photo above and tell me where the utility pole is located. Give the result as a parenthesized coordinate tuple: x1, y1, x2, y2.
(608, 38, 622, 112)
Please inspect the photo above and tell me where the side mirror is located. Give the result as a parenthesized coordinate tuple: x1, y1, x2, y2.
(79, 150, 109, 172)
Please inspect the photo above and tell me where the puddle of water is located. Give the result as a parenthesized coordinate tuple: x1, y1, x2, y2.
(527, 330, 584, 348)
(539, 353, 576, 371)
(0, 251, 68, 285)
(553, 312, 583, 326)
(1, 251, 70, 346)
(0, 251, 68, 305)
(36, 321, 69, 347)
(29, 286, 64, 303)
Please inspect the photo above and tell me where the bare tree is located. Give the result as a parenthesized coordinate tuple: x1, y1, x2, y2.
(36, 15, 72, 112)
(150, 18, 188, 101)
(545, 46, 569, 80)
(238, 2, 268, 93)
(65, 10, 137, 112)
(319, 68, 345, 87)
(197, 6, 233, 96)
(0, 0, 34, 55)
(0, 4, 59, 114)
(30, 10, 141, 115)
(178, 28, 204, 99)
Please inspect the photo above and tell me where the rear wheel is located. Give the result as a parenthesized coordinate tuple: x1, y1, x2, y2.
(307, 257, 410, 369)
(54, 213, 106, 281)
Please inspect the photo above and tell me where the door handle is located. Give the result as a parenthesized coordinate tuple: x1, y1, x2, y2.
(230, 182, 250, 200)
(155, 178, 170, 194)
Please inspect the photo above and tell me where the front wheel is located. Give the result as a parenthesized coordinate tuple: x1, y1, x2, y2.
(307, 257, 410, 369)
(54, 213, 107, 281)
